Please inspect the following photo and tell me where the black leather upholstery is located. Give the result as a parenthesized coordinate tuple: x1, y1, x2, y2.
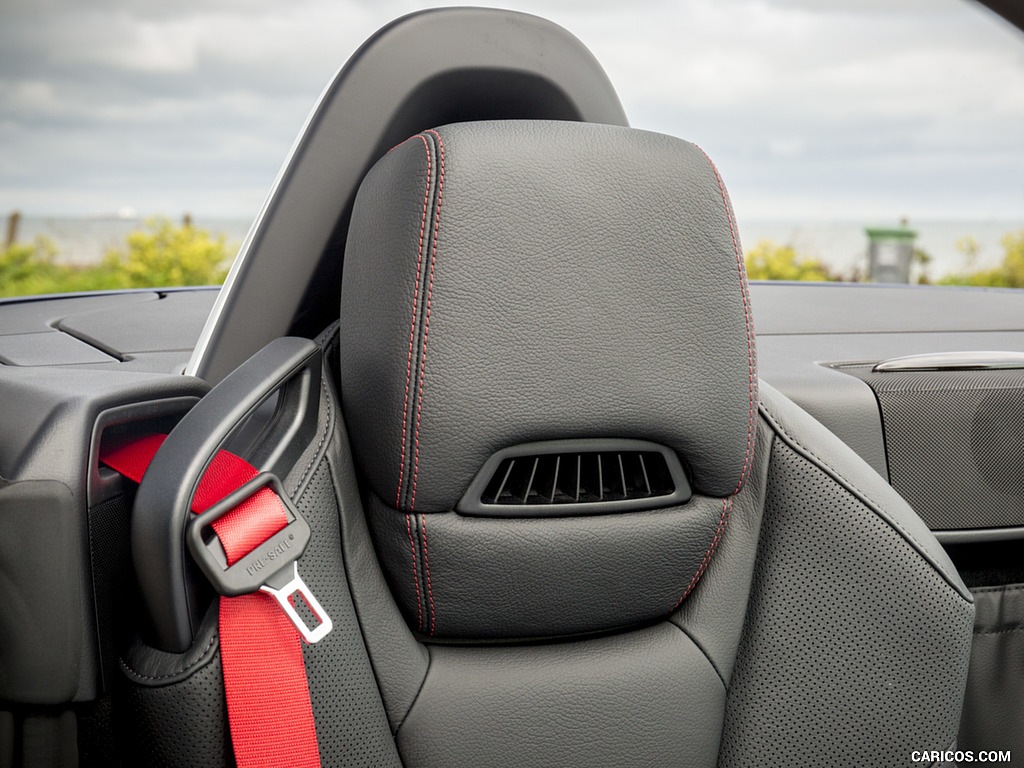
(123, 119, 975, 768)
(720, 385, 974, 766)
(340, 120, 757, 512)
(334, 120, 972, 764)
(339, 120, 757, 639)
(366, 491, 735, 639)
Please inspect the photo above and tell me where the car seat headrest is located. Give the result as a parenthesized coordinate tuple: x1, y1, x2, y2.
(340, 120, 757, 514)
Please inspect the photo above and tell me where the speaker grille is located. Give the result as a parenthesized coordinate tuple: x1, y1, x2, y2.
(851, 367, 1024, 530)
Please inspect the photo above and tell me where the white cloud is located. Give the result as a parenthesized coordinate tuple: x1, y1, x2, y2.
(1, 0, 1023, 220)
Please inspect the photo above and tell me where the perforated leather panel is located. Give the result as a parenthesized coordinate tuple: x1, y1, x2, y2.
(297, 462, 402, 767)
(718, 440, 974, 766)
(125, 647, 234, 768)
(121, 448, 401, 767)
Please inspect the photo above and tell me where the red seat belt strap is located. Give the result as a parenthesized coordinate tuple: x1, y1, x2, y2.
(102, 435, 323, 768)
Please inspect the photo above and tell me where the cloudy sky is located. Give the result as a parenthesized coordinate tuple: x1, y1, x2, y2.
(2, 0, 1023, 222)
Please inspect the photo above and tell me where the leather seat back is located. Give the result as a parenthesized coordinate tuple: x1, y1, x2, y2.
(335, 120, 975, 766)
(340, 120, 756, 642)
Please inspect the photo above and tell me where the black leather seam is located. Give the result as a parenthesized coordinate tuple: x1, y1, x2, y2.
(396, 133, 438, 512)
(324, 453, 415, 737)
(119, 634, 219, 686)
(393, 642, 433, 738)
(693, 143, 758, 496)
(927, 739, 959, 768)
(291, 375, 333, 499)
(406, 512, 425, 633)
(408, 128, 445, 515)
(758, 400, 974, 604)
(974, 626, 1024, 636)
(667, 496, 732, 615)
(419, 512, 436, 636)
(971, 583, 1024, 595)
(667, 620, 727, 691)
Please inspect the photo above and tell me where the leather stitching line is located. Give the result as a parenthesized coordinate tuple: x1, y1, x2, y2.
(410, 129, 444, 636)
(411, 129, 444, 514)
(404, 512, 423, 632)
(669, 496, 733, 613)
(758, 400, 973, 605)
(396, 134, 433, 510)
(668, 145, 756, 610)
(420, 512, 436, 636)
(119, 633, 218, 683)
(694, 143, 757, 496)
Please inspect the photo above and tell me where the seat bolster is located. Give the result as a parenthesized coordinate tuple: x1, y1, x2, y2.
(670, 416, 773, 686)
(718, 382, 974, 766)
(757, 380, 970, 601)
(327, 377, 430, 732)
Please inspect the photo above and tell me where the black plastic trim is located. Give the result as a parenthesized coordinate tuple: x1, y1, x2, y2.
(457, 439, 691, 517)
(186, 473, 310, 597)
(0, 285, 218, 309)
(88, 397, 201, 507)
(132, 337, 321, 652)
(187, 7, 627, 385)
(934, 526, 1024, 544)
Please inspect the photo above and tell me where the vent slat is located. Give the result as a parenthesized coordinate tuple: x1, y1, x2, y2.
(479, 449, 677, 507)
(522, 457, 538, 502)
(490, 459, 516, 503)
(638, 454, 651, 496)
(575, 455, 581, 502)
(550, 456, 561, 503)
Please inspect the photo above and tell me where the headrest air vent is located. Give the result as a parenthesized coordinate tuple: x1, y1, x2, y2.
(457, 439, 692, 517)
(485, 451, 673, 505)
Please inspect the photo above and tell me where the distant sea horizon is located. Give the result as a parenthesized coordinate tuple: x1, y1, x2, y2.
(9, 213, 1024, 283)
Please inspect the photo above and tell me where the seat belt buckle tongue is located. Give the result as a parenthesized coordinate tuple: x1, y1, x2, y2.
(186, 472, 334, 643)
(259, 562, 333, 643)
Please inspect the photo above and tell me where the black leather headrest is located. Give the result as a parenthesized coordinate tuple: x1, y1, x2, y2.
(340, 120, 756, 513)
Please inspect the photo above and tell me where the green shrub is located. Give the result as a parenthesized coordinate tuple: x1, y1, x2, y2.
(101, 217, 231, 289)
(0, 218, 232, 298)
(744, 239, 838, 282)
(939, 231, 1024, 288)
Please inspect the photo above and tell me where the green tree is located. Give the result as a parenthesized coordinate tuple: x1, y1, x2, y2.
(939, 231, 1024, 288)
(0, 219, 233, 298)
(101, 217, 231, 288)
(0, 236, 59, 288)
(744, 239, 838, 282)
(0, 236, 111, 297)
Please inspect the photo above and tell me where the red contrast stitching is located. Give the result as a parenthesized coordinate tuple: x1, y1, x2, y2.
(693, 144, 757, 496)
(396, 135, 432, 510)
(670, 497, 733, 612)
(668, 146, 758, 612)
(404, 513, 423, 632)
(410, 129, 445, 512)
(420, 513, 436, 635)
(386, 136, 414, 155)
